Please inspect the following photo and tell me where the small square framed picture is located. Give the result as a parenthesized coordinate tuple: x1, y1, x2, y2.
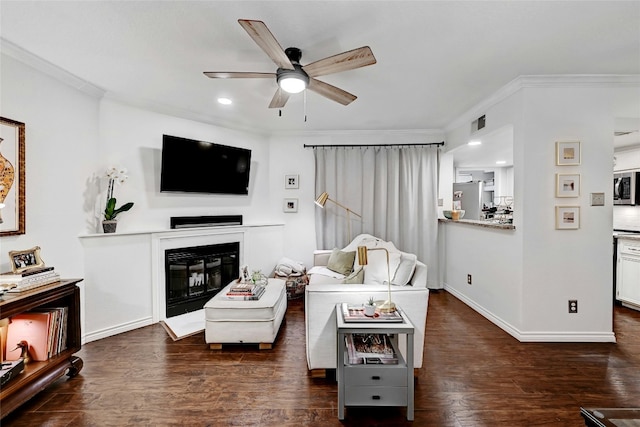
(556, 141, 581, 166)
(283, 198, 298, 213)
(285, 174, 299, 189)
(556, 173, 580, 198)
(555, 206, 580, 230)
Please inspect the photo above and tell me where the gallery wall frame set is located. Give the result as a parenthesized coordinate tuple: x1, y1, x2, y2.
(0, 117, 26, 236)
(554, 140, 581, 230)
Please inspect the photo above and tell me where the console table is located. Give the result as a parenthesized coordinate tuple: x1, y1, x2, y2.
(0, 279, 83, 419)
(336, 303, 414, 420)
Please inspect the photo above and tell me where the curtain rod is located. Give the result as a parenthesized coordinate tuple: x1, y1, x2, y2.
(304, 141, 444, 148)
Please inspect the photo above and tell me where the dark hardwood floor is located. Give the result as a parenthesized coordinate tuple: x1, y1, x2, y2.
(3, 290, 639, 426)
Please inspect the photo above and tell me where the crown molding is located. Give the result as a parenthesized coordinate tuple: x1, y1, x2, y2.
(444, 74, 640, 133)
(1, 37, 106, 99)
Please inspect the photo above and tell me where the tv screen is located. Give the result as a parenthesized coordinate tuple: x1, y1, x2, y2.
(160, 135, 251, 195)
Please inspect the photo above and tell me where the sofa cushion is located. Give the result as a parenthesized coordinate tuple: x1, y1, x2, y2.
(343, 267, 364, 284)
(392, 252, 417, 286)
(326, 248, 356, 275)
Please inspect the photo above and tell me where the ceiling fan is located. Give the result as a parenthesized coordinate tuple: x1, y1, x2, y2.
(204, 19, 377, 109)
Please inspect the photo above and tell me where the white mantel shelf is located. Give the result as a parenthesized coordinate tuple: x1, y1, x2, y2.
(78, 222, 285, 238)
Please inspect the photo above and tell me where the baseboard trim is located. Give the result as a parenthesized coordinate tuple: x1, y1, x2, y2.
(444, 285, 616, 343)
(83, 316, 154, 344)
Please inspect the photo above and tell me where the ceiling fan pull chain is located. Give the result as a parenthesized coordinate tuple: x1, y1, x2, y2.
(279, 109, 282, 117)
(304, 90, 307, 122)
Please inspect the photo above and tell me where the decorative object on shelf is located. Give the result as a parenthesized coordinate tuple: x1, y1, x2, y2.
(102, 166, 134, 233)
(314, 191, 362, 241)
(284, 174, 299, 189)
(443, 210, 465, 220)
(357, 245, 395, 313)
(0, 117, 26, 237)
(555, 206, 580, 230)
(364, 297, 376, 317)
(556, 140, 581, 166)
(283, 198, 298, 213)
(8, 246, 45, 274)
(556, 173, 581, 198)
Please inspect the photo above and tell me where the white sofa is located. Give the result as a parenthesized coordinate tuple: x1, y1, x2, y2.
(305, 234, 429, 372)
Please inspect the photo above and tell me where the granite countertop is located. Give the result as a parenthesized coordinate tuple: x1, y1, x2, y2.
(616, 233, 640, 242)
(438, 218, 515, 230)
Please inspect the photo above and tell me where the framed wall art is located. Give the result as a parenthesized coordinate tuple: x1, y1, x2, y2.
(0, 117, 26, 236)
(283, 198, 298, 213)
(555, 206, 580, 230)
(556, 141, 581, 166)
(285, 174, 299, 189)
(556, 173, 580, 198)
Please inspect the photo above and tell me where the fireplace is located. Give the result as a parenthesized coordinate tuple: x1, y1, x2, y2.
(165, 242, 239, 318)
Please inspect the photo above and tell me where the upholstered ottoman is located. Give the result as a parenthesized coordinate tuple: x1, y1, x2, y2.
(204, 278, 287, 350)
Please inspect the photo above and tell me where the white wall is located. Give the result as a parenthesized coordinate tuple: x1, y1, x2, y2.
(442, 77, 640, 341)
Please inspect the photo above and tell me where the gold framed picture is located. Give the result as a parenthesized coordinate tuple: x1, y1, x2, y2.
(556, 173, 580, 198)
(555, 206, 580, 230)
(9, 246, 45, 274)
(0, 117, 26, 236)
(556, 141, 581, 166)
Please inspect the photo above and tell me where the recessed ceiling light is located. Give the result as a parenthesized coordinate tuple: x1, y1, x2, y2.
(468, 140, 482, 146)
(217, 97, 232, 105)
(496, 160, 507, 165)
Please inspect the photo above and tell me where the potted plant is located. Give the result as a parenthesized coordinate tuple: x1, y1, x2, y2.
(364, 296, 376, 317)
(102, 166, 134, 233)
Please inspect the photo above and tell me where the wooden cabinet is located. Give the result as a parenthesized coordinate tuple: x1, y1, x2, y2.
(0, 279, 83, 419)
(616, 239, 640, 311)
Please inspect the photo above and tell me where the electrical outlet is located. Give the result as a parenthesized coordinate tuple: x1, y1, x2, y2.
(568, 300, 578, 313)
(467, 274, 472, 285)
(591, 192, 605, 206)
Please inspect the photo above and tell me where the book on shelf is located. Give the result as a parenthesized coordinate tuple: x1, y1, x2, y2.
(5, 273, 61, 293)
(0, 266, 55, 280)
(228, 282, 259, 293)
(341, 303, 404, 323)
(226, 285, 266, 300)
(0, 359, 25, 387)
(4, 307, 69, 362)
(345, 333, 398, 365)
(1, 269, 58, 285)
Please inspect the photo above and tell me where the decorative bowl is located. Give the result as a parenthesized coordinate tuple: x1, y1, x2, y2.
(443, 210, 465, 220)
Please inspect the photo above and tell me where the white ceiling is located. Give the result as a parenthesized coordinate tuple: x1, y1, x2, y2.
(1, 1, 639, 137)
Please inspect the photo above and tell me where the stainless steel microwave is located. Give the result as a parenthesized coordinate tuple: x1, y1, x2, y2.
(614, 171, 639, 205)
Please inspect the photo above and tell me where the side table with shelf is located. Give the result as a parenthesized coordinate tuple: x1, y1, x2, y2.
(0, 279, 84, 419)
(336, 303, 414, 420)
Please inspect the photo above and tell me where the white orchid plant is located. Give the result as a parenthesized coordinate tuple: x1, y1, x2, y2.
(103, 166, 134, 221)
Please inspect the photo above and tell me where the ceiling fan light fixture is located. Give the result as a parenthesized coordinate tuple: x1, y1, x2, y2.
(277, 68, 309, 94)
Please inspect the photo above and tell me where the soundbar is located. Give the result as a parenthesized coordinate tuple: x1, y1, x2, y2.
(170, 215, 243, 229)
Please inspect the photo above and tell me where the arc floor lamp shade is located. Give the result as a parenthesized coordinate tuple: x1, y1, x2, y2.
(314, 192, 362, 241)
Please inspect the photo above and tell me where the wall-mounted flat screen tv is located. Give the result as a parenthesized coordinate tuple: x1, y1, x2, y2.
(160, 134, 251, 195)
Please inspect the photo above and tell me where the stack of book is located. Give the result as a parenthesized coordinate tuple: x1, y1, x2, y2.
(345, 333, 398, 365)
(5, 307, 68, 362)
(225, 282, 266, 300)
(0, 267, 60, 293)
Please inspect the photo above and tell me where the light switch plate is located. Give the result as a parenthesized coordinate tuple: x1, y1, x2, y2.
(591, 192, 605, 206)
(438, 198, 444, 207)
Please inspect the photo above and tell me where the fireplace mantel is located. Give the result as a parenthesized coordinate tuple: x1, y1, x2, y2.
(79, 222, 284, 343)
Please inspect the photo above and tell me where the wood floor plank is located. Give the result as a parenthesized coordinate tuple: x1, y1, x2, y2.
(2, 290, 639, 426)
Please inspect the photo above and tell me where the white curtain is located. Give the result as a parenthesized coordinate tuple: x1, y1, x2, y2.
(314, 145, 440, 288)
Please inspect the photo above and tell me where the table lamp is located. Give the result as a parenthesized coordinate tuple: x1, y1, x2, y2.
(357, 245, 396, 313)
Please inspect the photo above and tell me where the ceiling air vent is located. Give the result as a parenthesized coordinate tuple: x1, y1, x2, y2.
(471, 115, 486, 133)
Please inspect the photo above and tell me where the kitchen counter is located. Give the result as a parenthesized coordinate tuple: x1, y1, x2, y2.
(439, 218, 515, 230)
(615, 234, 640, 242)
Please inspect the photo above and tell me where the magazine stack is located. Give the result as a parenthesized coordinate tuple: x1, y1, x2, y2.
(0, 266, 60, 293)
(345, 333, 399, 365)
(225, 281, 266, 301)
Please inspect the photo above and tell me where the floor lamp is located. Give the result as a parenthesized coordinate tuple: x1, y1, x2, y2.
(314, 192, 362, 242)
(357, 246, 396, 313)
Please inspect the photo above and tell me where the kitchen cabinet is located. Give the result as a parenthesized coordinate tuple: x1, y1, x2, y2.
(616, 237, 640, 311)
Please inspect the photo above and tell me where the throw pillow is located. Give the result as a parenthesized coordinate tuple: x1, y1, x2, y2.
(392, 252, 417, 286)
(343, 267, 364, 284)
(326, 248, 355, 275)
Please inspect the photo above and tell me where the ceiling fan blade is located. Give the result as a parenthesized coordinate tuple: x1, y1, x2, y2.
(203, 72, 276, 79)
(268, 88, 290, 109)
(307, 78, 357, 106)
(302, 46, 376, 77)
(238, 19, 294, 70)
